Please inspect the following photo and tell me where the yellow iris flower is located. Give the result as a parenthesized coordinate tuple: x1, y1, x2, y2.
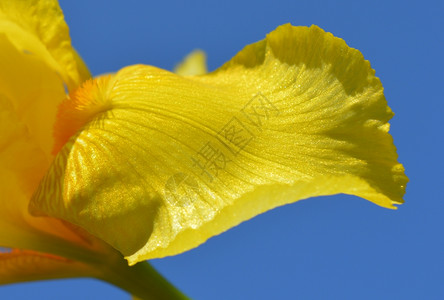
(0, 0, 407, 298)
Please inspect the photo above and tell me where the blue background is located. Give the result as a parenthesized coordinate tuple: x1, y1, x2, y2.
(2, 0, 443, 299)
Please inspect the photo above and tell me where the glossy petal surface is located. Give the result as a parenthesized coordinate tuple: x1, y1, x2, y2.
(31, 25, 407, 264)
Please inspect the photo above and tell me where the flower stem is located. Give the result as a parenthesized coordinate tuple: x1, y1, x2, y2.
(99, 258, 189, 300)
(31, 230, 188, 299)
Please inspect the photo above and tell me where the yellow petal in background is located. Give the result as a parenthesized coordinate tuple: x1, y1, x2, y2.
(0, 0, 90, 91)
(0, 0, 92, 253)
(30, 24, 408, 265)
(174, 49, 208, 76)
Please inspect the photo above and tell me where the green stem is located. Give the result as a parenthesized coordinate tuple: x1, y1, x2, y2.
(20, 229, 188, 299)
(99, 258, 190, 300)
(28, 231, 189, 299)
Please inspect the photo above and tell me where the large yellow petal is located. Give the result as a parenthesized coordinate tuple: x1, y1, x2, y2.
(0, 0, 91, 253)
(0, 248, 94, 285)
(30, 24, 407, 265)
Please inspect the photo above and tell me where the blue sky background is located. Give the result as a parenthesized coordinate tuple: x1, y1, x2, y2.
(2, 0, 443, 299)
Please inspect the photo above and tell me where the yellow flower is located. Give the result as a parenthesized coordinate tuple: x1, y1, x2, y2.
(0, 1, 186, 298)
(1, 0, 407, 296)
(0, 0, 97, 279)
